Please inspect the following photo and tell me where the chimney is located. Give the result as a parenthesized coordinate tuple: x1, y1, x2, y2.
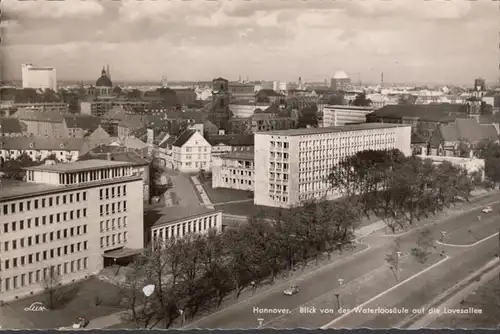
(106, 153, 111, 161)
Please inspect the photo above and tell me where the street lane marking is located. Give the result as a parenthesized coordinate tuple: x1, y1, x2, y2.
(321, 255, 450, 329)
(261, 255, 410, 328)
(436, 232, 499, 248)
(184, 243, 372, 328)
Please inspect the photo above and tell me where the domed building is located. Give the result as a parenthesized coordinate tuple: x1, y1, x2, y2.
(89, 66, 113, 98)
(331, 70, 351, 91)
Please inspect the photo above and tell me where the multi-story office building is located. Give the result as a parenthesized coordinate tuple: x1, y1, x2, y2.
(322, 105, 375, 127)
(151, 207, 222, 246)
(21, 64, 57, 91)
(254, 123, 412, 207)
(0, 159, 144, 302)
(211, 151, 254, 191)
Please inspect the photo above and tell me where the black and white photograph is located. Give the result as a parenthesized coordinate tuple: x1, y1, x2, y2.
(0, 0, 499, 330)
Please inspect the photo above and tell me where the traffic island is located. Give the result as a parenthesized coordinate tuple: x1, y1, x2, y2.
(438, 217, 500, 246)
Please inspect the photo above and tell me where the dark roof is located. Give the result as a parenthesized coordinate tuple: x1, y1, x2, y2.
(206, 134, 254, 146)
(0, 136, 85, 151)
(13, 109, 65, 123)
(0, 118, 23, 133)
(159, 136, 176, 149)
(257, 89, 282, 97)
(439, 118, 499, 143)
(172, 129, 197, 147)
(164, 111, 205, 123)
(213, 77, 228, 82)
(96, 68, 112, 87)
(152, 206, 221, 228)
(411, 132, 428, 144)
(79, 151, 149, 166)
(64, 115, 101, 131)
(369, 104, 469, 122)
(258, 123, 410, 136)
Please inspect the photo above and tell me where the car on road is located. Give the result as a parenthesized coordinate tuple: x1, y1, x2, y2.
(283, 285, 300, 296)
(482, 206, 493, 213)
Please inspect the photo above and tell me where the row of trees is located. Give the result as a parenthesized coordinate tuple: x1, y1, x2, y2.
(328, 149, 475, 232)
(122, 199, 362, 328)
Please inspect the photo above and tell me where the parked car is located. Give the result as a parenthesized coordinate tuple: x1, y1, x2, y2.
(482, 206, 493, 213)
(283, 285, 300, 296)
(72, 317, 89, 329)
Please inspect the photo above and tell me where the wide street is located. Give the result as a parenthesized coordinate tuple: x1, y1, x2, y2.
(184, 194, 500, 329)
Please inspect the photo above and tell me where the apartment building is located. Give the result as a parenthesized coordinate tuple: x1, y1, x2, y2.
(151, 207, 222, 245)
(322, 105, 374, 127)
(254, 123, 412, 207)
(0, 137, 84, 163)
(211, 151, 254, 191)
(0, 159, 144, 302)
(21, 64, 57, 91)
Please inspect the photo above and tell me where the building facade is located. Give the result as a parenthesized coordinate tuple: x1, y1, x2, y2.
(21, 64, 57, 91)
(151, 207, 222, 245)
(211, 152, 254, 191)
(0, 160, 144, 302)
(0, 137, 84, 163)
(322, 105, 374, 127)
(254, 123, 412, 208)
(159, 129, 212, 172)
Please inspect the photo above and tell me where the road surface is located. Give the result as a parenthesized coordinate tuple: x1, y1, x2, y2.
(185, 197, 500, 329)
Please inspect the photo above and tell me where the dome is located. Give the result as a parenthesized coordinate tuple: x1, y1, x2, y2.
(96, 68, 112, 87)
(333, 71, 349, 80)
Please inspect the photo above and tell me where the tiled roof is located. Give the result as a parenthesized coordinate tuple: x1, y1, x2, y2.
(411, 132, 428, 144)
(172, 129, 197, 147)
(79, 150, 149, 165)
(213, 77, 228, 82)
(64, 115, 101, 131)
(439, 118, 499, 143)
(206, 134, 254, 146)
(0, 136, 85, 151)
(12, 108, 65, 123)
(369, 104, 469, 122)
(164, 111, 206, 123)
(257, 89, 282, 97)
(159, 136, 176, 149)
(0, 117, 24, 133)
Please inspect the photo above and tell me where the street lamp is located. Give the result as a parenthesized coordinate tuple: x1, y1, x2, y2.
(396, 251, 402, 281)
(336, 278, 344, 310)
(440, 231, 446, 242)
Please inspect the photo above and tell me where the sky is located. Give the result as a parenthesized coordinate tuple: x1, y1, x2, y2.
(1, 0, 499, 85)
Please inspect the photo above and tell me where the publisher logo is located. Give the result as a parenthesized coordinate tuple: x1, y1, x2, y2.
(24, 302, 47, 312)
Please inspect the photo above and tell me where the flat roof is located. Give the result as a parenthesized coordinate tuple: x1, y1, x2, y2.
(221, 151, 254, 160)
(256, 123, 409, 136)
(0, 176, 142, 202)
(152, 206, 221, 228)
(25, 159, 134, 173)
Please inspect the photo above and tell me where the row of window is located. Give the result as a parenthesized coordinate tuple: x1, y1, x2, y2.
(270, 141, 290, 149)
(185, 147, 209, 153)
(298, 133, 396, 147)
(2, 241, 88, 271)
(223, 178, 253, 186)
(100, 217, 128, 232)
(270, 172, 289, 181)
(269, 195, 288, 203)
(100, 232, 128, 248)
(99, 201, 127, 217)
(1, 258, 89, 292)
(153, 215, 218, 241)
(230, 169, 253, 177)
(0, 192, 88, 217)
(270, 152, 289, 160)
(99, 185, 127, 201)
(2, 208, 88, 235)
(59, 167, 132, 185)
(2, 224, 88, 253)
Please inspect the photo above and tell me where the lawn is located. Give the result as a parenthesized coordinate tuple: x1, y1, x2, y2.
(201, 181, 253, 204)
(215, 201, 283, 217)
(428, 276, 500, 329)
(443, 217, 499, 245)
(7, 277, 127, 329)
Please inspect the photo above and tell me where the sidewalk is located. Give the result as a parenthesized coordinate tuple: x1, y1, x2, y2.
(190, 176, 214, 209)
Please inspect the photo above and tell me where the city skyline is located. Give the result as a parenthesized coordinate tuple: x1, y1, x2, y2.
(1, 0, 498, 85)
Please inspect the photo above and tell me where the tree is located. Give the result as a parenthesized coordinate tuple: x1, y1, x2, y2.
(398, 94, 417, 105)
(113, 86, 123, 96)
(326, 92, 345, 105)
(41, 266, 61, 309)
(298, 104, 319, 128)
(385, 238, 402, 281)
(352, 93, 372, 107)
(457, 139, 472, 158)
(411, 228, 436, 263)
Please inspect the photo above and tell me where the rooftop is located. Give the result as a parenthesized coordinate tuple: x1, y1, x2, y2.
(25, 159, 133, 173)
(257, 123, 409, 136)
(221, 151, 255, 160)
(0, 179, 64, 202)
(152, 206, 221, 227)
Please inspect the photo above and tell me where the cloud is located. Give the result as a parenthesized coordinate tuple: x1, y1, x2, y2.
(2, 0, 104, 20)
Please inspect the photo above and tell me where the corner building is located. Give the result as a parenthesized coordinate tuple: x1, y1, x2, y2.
(0, 160, 144, 302)
(254, 123, 412, 208)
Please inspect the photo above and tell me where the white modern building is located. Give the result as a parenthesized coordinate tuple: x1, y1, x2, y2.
(151, 207, 222, 244)
(211, 151, 255, 191)
(322, 105, 375, 127)
(254, 123, 412, 207)
(21, 64, 57, 91)
(0, 160, 144, 302)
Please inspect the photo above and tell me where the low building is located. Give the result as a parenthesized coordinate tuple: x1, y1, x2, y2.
(252, 105, 298, 132)
(416, 155, 485, 180)
(0, 137, 85, 163)
(63, 115, 101, 138)
(322, 105, 374, 127)
(212, 151, 254, 191)
(206, 134, 254, 157)
(0, 159, 144, 302)
(151, 207, 222, 245)
(12, 109, 66, 137)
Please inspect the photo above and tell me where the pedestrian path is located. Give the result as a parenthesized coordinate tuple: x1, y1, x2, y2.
(190, 176, 214, 209)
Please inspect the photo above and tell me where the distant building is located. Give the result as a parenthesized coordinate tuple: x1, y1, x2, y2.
(322, 105, 374, 127)
(0, 118, 25, 137)
(254, 123, 412, 208)
(0, 137, 84, 163)
(330, 71, 350, 91)
(212, 151, 254, 191)
(12, 109, 66, 137)
(209, 78, 232, 131)
(252, 105, 298, 132)
(21, 64, 57, 91)
(228, 82, 255, 101)
(0, 159, 144, 302)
